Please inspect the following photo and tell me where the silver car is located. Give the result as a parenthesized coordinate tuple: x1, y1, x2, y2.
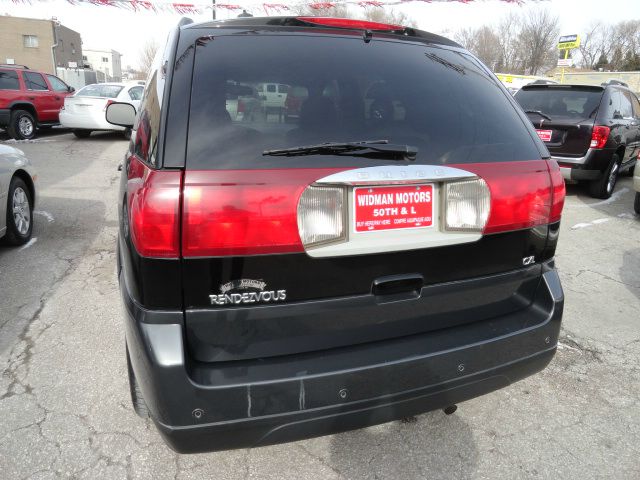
(0, 144, 36, 245)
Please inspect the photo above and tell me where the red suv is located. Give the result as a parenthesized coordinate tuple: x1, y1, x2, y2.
(0, 65, 74, 140)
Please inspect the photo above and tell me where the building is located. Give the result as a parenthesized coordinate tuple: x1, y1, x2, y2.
(83, 49, 123, 82)
(0, 15, 83, 73)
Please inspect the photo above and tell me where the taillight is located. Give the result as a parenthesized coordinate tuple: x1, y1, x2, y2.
(590, 125, 610, 149)
(297, 17, 402, 31)
(182, 169, 346, 257)
(237, 100, 245, 114)
(103, 99, 115, 112)
(547, 160, 565, 223)
(461, 160, 559, 234)
(444, 179, 490, 231)
(127, 157, 181, 258)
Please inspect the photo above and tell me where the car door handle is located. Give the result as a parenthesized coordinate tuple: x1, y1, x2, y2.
(27, 96, 35, 100)
(55, 96, 61, 100)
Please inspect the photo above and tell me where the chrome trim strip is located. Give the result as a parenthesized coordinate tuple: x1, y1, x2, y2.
(314, 165, 477, 186)
(550, 149, 592, 165)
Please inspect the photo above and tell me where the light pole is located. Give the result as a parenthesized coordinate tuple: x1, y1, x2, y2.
(212, 0, 216, 20)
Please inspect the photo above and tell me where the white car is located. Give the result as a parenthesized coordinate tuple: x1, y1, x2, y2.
(0, 144, 36, 246)
(59, 82, 144, 139)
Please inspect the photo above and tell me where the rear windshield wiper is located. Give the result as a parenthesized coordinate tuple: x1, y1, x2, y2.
(263, 140, 417, 161)
(524, 110, 552, 121)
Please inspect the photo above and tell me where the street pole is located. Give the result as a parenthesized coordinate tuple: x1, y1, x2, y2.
(560, 48, 569, 84)
(212, 0, 216, 20)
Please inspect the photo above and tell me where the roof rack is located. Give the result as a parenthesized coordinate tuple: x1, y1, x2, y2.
(601, 79, 629, 87)
(0, 64, 30, 69)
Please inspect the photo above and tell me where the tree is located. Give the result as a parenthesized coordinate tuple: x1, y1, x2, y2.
(455, 26, 501, 70)
(138, 39, 159, 79)
(359, 7, 417, 28)
(579, 22, 608, 70)
(495, 13, 525, 73)
(453, 9, 559, 75)
(518, 9, 560, 75)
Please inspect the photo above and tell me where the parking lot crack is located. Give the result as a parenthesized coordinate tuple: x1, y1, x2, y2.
(295, 444, 346, 478)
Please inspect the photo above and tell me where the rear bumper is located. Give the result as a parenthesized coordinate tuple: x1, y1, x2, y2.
(553, 148, 614, 181)
(59, 111, 125, 131)
(0, 108, 10, 127)
(122, 265, 564, 454)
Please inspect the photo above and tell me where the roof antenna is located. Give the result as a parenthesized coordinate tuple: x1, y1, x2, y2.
(363, 29, 373, 43)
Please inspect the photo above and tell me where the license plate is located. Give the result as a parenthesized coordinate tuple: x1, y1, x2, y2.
(354, 185, 433, 233)
(536, 129, 552, 142)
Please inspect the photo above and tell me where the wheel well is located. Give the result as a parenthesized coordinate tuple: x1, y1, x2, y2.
(10, 103, 38, 122)
(12, 170, 36, 206)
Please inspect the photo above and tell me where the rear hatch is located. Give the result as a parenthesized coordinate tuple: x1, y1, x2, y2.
(63, 84, 123, 114)
(177, 30, 563, 363)
(515, 85, 604, 157)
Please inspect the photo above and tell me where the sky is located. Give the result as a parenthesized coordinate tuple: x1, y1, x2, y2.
(3, 0, 639, 69)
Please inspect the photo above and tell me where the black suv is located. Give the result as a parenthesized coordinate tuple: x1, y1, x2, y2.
(515, 82, 640, 198)
(109, 17, 565, 453)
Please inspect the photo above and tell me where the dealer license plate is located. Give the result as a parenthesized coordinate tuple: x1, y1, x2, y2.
(354, 185, 434, 233)
(535, 129, 552, 142)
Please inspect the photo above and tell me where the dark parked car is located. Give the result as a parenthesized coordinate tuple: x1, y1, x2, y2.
(0, 64, 74, 140)
(108, 16, 565, 453)
(515, 82, 640, 198)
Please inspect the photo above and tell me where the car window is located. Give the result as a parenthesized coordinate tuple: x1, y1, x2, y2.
(187, 35, 540, 170)
(46, 75, 69, 92)
(628, 92, 640, 118)
(24, 72, 49, 91)
(76, 84, 124, 98)
(128, 86, 144, 101)
(0, 69, 20, 90)
(617, 91, 634, 119)
(622, 91, 638, 118)
(515, 88, 603, 118)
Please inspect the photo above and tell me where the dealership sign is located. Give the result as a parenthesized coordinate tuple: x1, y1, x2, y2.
(558, 34, 580, 50)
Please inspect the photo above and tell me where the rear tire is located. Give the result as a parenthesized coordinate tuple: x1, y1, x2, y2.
(7, 110, 36, 140)
(635, 192, 640, 215)
(73, 129, 92, 138)
(588, 153, 621, 199)
(2, 177, 33, 246)
(126, 344, 150, 418)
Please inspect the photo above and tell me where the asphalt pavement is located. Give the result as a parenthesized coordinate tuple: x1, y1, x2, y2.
(0, 128, 639, 479)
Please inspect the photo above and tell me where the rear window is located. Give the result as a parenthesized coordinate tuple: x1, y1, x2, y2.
(515, 88, 603, 119)
(75, 84, 124, 98)
(187, 35, 540, 169)
(0, 70, 19, 90)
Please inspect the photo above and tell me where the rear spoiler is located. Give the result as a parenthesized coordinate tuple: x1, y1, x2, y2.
(521, 84, 604, 92)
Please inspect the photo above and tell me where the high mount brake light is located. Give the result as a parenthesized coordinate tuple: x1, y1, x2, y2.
(297, 17, 402, 31)
(590, 125, 610, 149)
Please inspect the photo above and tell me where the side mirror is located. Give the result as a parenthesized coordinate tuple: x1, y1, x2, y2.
(613, 111, 623, 120)
(68, 86, 75, 93)
(106, 102, 136, 128)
